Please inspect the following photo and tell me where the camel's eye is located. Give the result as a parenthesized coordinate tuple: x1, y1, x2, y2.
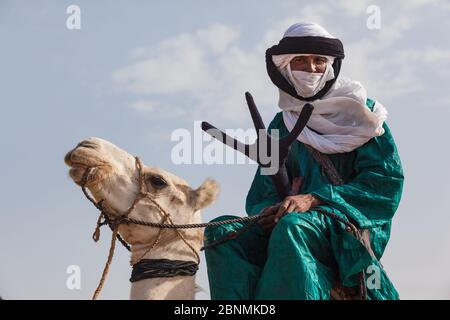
(148, 175, 168, 188)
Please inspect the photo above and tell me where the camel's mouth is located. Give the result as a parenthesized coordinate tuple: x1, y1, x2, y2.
(65, 141, 112, 187)
(67, 164, 101, 186)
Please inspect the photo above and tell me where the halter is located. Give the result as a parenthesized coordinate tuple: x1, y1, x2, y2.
(80, 156, 269, 300)
(81, 156, 200, 299)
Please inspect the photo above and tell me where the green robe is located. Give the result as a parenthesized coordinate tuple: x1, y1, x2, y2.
(204, 98, 404, 300)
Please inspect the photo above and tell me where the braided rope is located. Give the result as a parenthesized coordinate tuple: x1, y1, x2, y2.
(131, 219, 166, 266)
(80, 156, 268, 299)
(125, 214, 264, 229)
(80, 153, 363, 299)
(92, 226, 118, 300)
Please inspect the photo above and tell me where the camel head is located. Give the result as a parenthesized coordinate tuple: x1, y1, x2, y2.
(64, 137, 220, 261)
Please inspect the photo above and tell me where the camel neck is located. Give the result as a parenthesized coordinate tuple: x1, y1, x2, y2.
(129, 239, 199, 300)
(129, 273, 196, 300)
(130, 233, 201, 266)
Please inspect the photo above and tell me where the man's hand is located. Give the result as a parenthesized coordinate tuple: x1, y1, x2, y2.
(274, 194, 323, 223)
(257, 194, 323, 233)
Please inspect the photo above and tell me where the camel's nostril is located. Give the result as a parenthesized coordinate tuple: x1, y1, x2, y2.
(64, 150, 74, 166)
(77, 140, 97, 149)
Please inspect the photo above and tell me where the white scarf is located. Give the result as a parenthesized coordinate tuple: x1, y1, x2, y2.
(273, 23, 387, 154)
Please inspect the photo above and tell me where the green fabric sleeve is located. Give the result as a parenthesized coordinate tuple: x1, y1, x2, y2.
(245, 166, 280, 216)
(310, 121, 404, 228)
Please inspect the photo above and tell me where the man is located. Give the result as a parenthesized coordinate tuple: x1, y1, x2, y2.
(204, 22, 404, 300)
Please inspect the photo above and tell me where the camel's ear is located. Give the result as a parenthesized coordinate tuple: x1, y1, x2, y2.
(193, 179, 219, 211)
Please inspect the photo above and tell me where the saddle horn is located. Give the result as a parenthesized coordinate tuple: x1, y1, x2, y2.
(201, 91, 314, 200)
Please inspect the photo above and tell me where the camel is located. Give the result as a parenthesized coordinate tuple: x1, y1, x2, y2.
(64, 137, 219, 300)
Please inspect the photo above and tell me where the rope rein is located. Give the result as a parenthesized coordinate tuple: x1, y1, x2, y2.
(91, 226, 118, 300)
(80, 156, 266, 299)
(80, 153, 367, 300)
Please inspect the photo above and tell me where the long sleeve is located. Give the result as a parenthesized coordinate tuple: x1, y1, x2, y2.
(310, 122, 404, 229)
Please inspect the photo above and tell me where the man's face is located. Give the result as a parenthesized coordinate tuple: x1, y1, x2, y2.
(290, 55, 328, 73)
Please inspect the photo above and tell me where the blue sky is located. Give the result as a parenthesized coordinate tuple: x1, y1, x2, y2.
(1, 0, 450, 299)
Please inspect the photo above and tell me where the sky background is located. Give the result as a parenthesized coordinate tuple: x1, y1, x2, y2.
(1, 0, 450, 300)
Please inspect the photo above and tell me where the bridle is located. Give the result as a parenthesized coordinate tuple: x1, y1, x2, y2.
(81, 156, 201, 299)
(80, 156, 267, 300)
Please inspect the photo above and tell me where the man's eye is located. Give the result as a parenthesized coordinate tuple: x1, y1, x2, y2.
(148, 176, 168, 188)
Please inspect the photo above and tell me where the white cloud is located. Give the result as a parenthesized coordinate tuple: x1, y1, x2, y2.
(113, 32, 213, 95)
(113, 23, 279, 126)
(405, 0, 450, 8)
(129, 99, 186, 118)
(334, 0, 373, 17)
(344, 44, 450, 100)
(113, 1, 450, 127)
(196, 24, 240, 54)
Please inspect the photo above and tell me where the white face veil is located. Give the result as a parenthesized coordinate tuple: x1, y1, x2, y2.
(274, 53, 335, 98)
(267, 22, 388, 154)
